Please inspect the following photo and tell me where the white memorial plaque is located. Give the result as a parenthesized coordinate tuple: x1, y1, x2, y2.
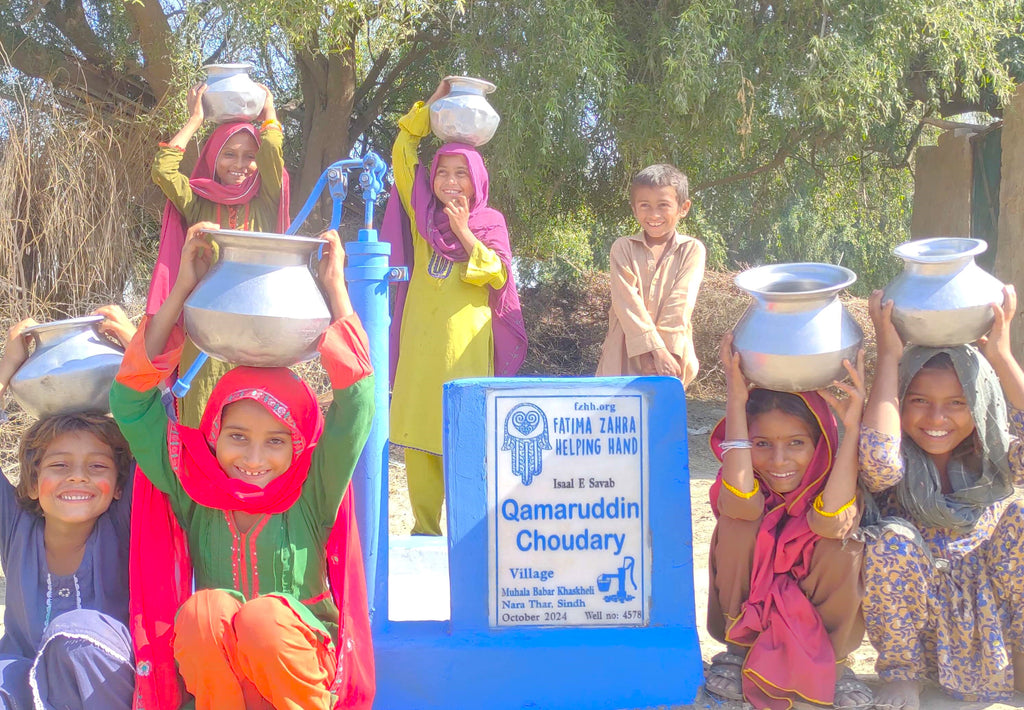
(487, 390, 650, 627)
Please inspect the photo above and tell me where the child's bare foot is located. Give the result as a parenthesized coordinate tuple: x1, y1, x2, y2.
(1014, 651, 1024, 692)
(873, 679, 921, 709)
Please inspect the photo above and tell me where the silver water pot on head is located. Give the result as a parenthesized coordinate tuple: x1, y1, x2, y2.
(201, 63, 266, 123)
(732, 263, 863, 392)
(429, 76, 501, 147)
(882, 237, 1004, 347)
(184, 229, 331, 367)
(8, 316, 124, 418)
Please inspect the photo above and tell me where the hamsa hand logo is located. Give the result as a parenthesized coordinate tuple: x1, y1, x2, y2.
(502, 403, 552, 485)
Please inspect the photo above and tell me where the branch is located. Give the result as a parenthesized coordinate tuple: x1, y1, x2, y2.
(1, 20, 154, 121)
(349, 48, 426, 139)
(921, 116, 989, 132)
(42, 0, 113, 70)
(692, 132, 801, 193)
(349, 33, 446, 140)
(351, 46, 393, 107)
(122, 0, 175, 100)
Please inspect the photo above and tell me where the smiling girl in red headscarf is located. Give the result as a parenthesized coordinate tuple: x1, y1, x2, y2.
(111, 224, 373, 710)
(704, 334, 872, 710)
(149, 82, 291, 427)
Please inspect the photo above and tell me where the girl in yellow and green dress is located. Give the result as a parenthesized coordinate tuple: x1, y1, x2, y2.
(381, 79, 527, 535)
(149, 82, 290, 427)
(861, 287, 1024, 708)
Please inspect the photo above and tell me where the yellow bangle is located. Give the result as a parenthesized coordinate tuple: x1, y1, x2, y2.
(260, 118, 282, 131)
(721, 478, 759, 499)
(813, 493, 856, 517)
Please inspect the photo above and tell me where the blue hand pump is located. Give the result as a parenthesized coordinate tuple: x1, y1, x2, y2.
(172, 153, 405, 624)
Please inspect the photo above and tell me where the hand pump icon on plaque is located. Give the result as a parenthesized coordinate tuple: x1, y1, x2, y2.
(597, 556, 637, 603)
(502, 402, 552, 485)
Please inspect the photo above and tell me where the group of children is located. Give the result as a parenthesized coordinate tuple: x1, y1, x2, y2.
(586, 114, 1024, 709)
(700, 267, 1024, 705)
(0, 73, 1021, 710)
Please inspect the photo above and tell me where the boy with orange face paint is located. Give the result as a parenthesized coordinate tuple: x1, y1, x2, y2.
(0, 313, 137, 710)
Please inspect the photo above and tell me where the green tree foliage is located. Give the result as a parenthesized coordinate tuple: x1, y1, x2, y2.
(0, 0, 462, 211)
(1, 0, 1021, 291)
(457, 0, 1023, 288)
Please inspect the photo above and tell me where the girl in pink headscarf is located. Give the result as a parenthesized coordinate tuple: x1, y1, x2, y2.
(381, 79, 527, 535)
(149, 82, 291, 427)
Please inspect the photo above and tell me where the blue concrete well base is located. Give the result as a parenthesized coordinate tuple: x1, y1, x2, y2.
(373, 621, 702, 709)
(373, 377, 703, 709)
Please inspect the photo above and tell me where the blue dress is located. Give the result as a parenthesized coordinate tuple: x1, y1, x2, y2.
(0, 469, 134, 710)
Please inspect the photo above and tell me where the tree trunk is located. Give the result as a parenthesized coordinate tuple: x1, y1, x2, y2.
(293, 33, 359, 226)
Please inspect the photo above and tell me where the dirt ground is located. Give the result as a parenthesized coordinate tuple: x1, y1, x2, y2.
(386, 397, 1024, 710)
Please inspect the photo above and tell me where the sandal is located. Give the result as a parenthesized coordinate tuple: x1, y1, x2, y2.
(705, 651, 746, 702)
(832, 667, 874, 709)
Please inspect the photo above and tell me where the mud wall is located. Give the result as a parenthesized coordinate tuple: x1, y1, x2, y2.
(996, 85, 1024, 358)
(911, 129, 974, 239)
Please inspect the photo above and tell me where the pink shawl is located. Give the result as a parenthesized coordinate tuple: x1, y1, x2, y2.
(708, 391, 838, 709)
(380, 142, 527, 384)
(146, 122, 291, 315)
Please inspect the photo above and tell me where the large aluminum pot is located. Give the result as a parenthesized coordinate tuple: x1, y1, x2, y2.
(184, 229, 331, 366)
(201, 63, 266, 123)
(8, 316, 124, 418)
(882, 237, 1004, 347)
(429, 76, 501, 147)
(732, 263, 863, 392)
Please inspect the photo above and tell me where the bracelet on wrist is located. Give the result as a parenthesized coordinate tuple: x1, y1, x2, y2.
(260, 118, 282, 131)
(813, 492, 856, 517)
(719, 439, 753, 452)
(721, 478, 759, 499)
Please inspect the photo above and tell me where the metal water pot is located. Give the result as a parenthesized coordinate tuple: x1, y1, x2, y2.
(429, 76, 501, 147)
(8, 316, 124, 418)
(202, 63, 266, 124)
(732, 263, 863, 392)
(882, 237, 1004, 347)
(184, 229, 331, 367)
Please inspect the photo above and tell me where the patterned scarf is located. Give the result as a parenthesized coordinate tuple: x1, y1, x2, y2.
(895, 345, 1013, 532)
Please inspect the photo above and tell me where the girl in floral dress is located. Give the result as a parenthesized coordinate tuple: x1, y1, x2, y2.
(861, 288, 1024, 708)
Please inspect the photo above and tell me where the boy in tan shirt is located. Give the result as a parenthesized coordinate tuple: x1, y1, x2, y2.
(596, 164, 706, 386)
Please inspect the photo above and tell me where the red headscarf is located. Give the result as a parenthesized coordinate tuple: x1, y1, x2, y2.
(146, 122, 292, 315)
(708, 390, 838, 710)
(130, 366, 374, 710)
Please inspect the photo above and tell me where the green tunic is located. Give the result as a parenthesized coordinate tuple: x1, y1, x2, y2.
(151, 126, 287, 427)
(109, 375, 374, 642)
(151, 126, 286, 231)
